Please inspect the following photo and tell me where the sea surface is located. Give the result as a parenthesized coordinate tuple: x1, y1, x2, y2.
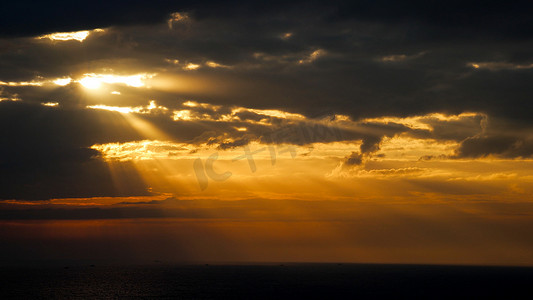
(1, 263, 531, 299)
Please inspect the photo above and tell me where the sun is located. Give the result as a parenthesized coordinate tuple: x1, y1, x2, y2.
(78, 73, 154, 89)
(79, 76, 103, 89)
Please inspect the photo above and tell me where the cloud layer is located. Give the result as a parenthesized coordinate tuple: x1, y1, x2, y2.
(1, 1, 533, 200)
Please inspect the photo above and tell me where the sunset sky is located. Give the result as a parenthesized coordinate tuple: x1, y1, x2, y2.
(1, 0, 533, 266)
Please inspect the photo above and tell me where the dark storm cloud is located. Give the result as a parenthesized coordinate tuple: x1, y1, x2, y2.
(2, 0, 533, 200)
(344, 152, 364, 166)
(0, 198, 283, 220)
(1, 1, 532, 120)
(0, 0, 183, 38)
(332, 0, 533, 40)
(406, 114, 487, 142)
(4, 197, 533, 224)
(2, 1, 532, 39)
(0, 101, 149, 200)
(173, 115, 409, 152)
(454, 134, 533, 159)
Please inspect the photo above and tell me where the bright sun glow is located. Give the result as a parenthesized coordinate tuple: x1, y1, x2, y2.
(78, 73, 154, 89)
(184, 63, 200, 70)
(53, 77, 72, 86)
(87, 104, 136, 114)
(236, 107, 307, 120)
(36, 29, 104, 42)
(87, 100, 168, 114)
(0, 80, 44, 86)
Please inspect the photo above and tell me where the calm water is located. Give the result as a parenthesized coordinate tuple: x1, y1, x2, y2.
(1, 263, 531, 299)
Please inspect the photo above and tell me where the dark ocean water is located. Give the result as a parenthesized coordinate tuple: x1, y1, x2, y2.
(1, 263, 531, 299)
